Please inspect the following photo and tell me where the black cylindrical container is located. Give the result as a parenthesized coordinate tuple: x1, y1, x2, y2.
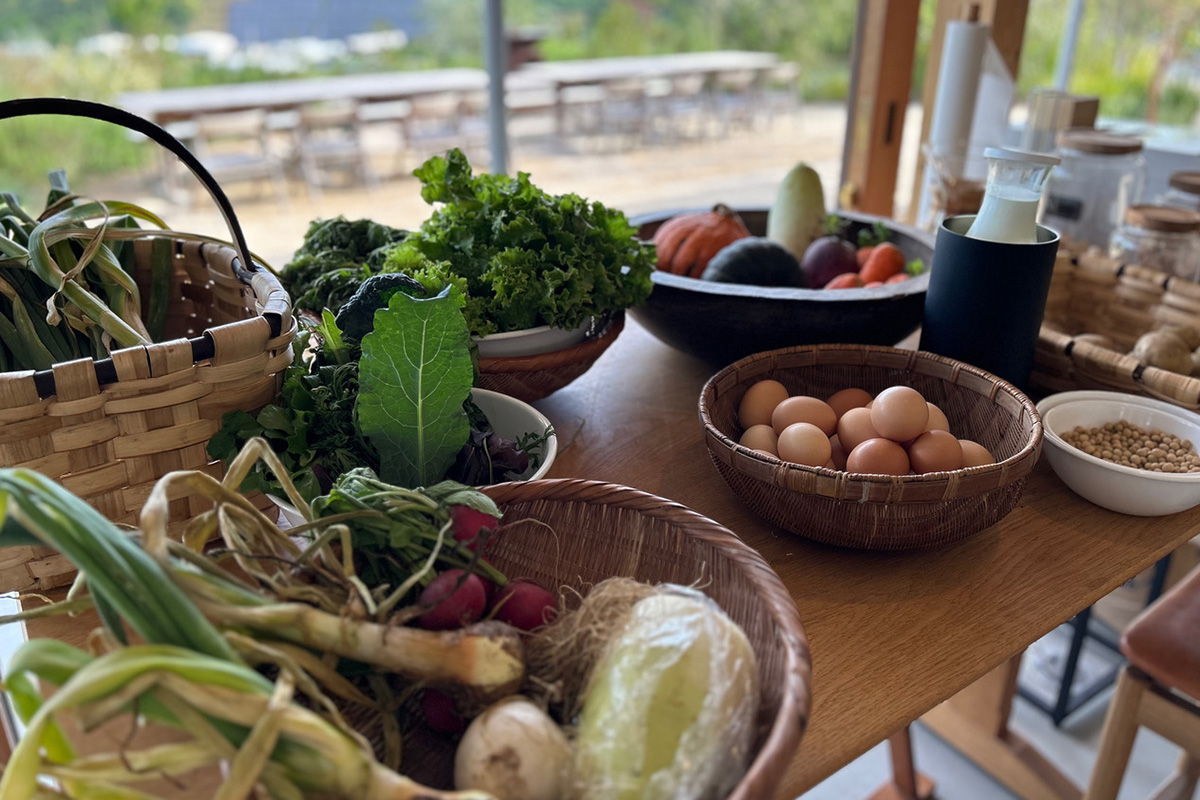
(919, 215, 1060, 390)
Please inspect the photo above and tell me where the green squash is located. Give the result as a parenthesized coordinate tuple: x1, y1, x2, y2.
(767, 162, 826, 259)
(700, 237, 807, 288)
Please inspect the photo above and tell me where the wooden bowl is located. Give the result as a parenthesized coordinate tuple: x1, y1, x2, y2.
(630, 208, 933, 366)
(700, 345, 1043, 550)
(385, 479, 811, 799)
(476, 312, 624, 402)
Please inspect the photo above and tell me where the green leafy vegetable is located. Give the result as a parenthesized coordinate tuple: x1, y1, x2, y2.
(394, 148, 655, 336)
(357, 287, 474, 488)
(278, 216, 410, 315)
(856, 220, 891, 248)
(906, 258, 926, 276)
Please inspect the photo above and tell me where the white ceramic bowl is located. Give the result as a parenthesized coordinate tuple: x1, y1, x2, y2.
(271, 388, 557, 526)
(1036, 390, 1200, 516)
(472, 317, 593, 358)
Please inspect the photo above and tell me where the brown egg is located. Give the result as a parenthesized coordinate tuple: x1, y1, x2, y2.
(739, 424, 779, 456)
(829, 434, 849, 470)
(824, 459, 837, 469)
(908, 430, 964, 473)
(837, 407, 881, 453)
(870, 386, 929, 442)
(925, 403, 951, 433)
(738, 380, 789, 428)
(772, 396, 837, 436)
(846, 438, 910, 476)
(826, 388, 873, 421)
(960, 439, 996, 467)
(777, 422, 832, 467)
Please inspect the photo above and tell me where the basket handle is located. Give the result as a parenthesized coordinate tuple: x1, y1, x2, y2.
(0, 97, 290, 398)
(0, 97, 262, 286)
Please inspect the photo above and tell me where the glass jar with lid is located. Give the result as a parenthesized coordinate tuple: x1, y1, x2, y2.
(1156, 171, 1200, 212)
(1109, 205, 1200, 280)
(1041, 129, 1146, 249)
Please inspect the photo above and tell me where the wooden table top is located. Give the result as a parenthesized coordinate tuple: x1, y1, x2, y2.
(8, 318, 1200, 798)
(533, 319, 1200, 797)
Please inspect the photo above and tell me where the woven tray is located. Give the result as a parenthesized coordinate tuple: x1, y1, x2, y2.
(700, 344, 1042, 550)
(476, 312, 624, 402)
(1035, 247, 1200, 409)
(0, 98, 294, 593)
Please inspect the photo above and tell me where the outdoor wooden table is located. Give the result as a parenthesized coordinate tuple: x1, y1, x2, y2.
(5, 318, 1199, 798)
(531, 319, 1200, 798)
(117, 67, 491, 124)
(517, 50, 778, 134)
(519, 49, 778, 85)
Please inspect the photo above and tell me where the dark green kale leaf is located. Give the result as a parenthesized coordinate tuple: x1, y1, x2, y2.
(279, 216, 409, 316)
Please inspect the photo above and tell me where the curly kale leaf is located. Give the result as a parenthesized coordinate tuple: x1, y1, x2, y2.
(279, 217, 409, 315)
(396, 148, 655, 336)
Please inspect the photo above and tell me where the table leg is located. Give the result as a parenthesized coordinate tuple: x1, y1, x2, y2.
(921, 655, 1082, 800)
(866, 727, 935, 800)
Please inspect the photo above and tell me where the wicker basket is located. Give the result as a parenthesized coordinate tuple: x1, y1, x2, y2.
(1034, 247, 1200, 409)
(700, 345, 1042, 550)
(476, 312, 624, 402)
(0, 98, 295, 593)
(371, 479, 810, 799)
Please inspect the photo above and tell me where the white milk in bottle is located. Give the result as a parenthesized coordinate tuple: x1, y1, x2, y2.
(966, 148, 1059, 245)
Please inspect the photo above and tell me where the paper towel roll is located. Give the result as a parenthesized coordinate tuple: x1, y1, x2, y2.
(928, 19, 989, 161)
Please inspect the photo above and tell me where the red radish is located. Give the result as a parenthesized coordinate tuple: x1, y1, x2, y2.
(450, 505, 499, 551)
(886, 273, 910, 284)
(417, 569, 488, 630)
(421, 689, 466, 734)
(491, 580, 558, 632)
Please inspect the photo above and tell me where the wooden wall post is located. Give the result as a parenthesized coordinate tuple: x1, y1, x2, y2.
(840, 0, 921, 217)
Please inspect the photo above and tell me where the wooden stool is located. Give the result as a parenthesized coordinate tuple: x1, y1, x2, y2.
(1085, 566, 1200, 800)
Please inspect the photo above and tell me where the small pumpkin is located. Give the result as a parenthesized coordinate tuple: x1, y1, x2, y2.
(701, 237, 807, 288)
(652, 203, 751, 278)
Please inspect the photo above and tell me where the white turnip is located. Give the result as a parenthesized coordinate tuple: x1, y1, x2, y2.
(454, 696, 572, 800)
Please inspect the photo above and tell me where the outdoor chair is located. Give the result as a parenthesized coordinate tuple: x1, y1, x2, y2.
(189, 109, 289, 206)
(646, 72, 711, 143)
(595, 77, 648, 152)
(292, 101, 376, 200)
(711, 67, 767, 136)
(1084, 564, 1200, 800)
(764, 61, 802, 123)
(400, 90, 489, 167)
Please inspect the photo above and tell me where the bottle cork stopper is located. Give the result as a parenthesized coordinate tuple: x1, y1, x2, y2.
(965, 3, 981, 22)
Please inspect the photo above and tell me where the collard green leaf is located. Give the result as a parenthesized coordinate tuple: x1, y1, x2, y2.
(356, 288, 472, 488)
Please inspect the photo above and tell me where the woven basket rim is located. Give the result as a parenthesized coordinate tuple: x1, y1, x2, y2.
(0, 234, 293, 400)
(1037, 251, 1200, 409)
(700, 343, 1044, 498)
(477, 311, 624, 373)
(482, 477, 811, 800)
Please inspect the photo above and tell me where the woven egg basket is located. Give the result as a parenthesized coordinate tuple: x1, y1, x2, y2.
(350, 479, 810, 800)
(476, 312, 624, 402)
(0, 98, 295, 593)
(700, 345, 1042, 550)
(1035, 247, 1200, 409)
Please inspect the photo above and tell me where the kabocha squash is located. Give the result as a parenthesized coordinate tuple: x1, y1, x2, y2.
(701, 237, 807, 288)
(652, 204, 751, 278)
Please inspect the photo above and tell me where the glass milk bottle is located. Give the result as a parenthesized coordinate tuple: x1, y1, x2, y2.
(966, 148, 1060, 244)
